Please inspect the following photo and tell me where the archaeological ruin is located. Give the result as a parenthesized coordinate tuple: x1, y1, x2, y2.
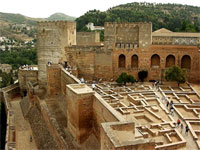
(1, 21, 200, 150)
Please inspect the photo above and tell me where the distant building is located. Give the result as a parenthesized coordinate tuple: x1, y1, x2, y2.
(0, 37, 9, 42)
(0, 64, 12, 73)
(86, 22, 104, 31)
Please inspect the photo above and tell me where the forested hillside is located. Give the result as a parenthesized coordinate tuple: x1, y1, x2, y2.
(76, 2, 200, 32)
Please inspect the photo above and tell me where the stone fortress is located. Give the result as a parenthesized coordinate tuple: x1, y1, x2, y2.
(1, 20, 200, 150)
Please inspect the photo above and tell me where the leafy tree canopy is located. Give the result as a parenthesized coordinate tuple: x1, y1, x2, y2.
(76, 3, 200, 33)
(116, 72, 136, 85)
(0, 48, 37, 70)
(165, 66, 186, 86)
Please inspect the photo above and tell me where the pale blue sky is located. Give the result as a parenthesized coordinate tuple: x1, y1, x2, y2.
(0, 0, 199, 18)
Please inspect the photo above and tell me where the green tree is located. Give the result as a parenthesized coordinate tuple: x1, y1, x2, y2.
(126, 75, 136, 84)
(165, 66, 186, 86)
(138, 70, 148, 82)
(116, 72, 136, 85)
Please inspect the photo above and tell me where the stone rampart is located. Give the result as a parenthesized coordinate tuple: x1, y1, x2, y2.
(20, 97, 30, 118)
(1, 84, 19, 150)
(61, 67, 81, 95)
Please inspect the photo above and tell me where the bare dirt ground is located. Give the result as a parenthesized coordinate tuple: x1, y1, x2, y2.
(11, 97, 37, 150)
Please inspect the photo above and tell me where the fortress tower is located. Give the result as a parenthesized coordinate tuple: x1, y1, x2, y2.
(104, 22, 152, 49)
(37, 21, 76, 86)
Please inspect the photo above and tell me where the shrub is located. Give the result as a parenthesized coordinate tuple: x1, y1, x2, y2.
(165, 66, 186, 86)
(138, 70, 148, 82)
(116, 72, 136, 85)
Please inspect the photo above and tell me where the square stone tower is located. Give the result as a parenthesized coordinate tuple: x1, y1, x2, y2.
(37, 21, 76, 86)
(104, 22, 152, 49)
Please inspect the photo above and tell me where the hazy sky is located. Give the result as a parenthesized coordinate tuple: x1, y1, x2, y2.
(0, 0, 199, 18)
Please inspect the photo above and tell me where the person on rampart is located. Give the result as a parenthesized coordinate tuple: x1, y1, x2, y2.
(180, 123, 184, 132)
(177, 119, 181, 127)
(162, 96, 165, 103)
(166, 101, 169, 108)
(170, 106, 174, 116)
(185, 125, 189, 135)
(169, 100, 174, 108)
(30, 135, 32, 142)
(80, 77, 85, 83)
(92, 83, 96, 90)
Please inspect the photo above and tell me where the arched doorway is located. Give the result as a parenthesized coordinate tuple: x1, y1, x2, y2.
(131, 55, 138, 68)
(166, 55, 175, 68)
(119, 54, 126, 68)
(151, 54, 160, 67)
(181, 55, 191, 69)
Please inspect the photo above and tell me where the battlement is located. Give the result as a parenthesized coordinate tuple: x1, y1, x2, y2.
(104, 22, 152, 28)
(104, 22, 152, 48)
(37, 21, 76, 28)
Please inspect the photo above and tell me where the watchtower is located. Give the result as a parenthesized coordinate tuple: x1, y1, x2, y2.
(37, 21, 76, 86)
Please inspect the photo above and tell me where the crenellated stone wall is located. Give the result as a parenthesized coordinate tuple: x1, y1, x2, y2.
(104, 22, 152, 49)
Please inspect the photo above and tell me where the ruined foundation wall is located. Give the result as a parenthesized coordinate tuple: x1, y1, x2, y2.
(93, 94, 124, 142)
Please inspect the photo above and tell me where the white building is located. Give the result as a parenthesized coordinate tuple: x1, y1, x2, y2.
(86, 22, 104, 31)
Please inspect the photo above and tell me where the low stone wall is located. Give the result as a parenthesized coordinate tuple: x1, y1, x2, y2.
(0, 84, 19, 150)
(93, 93, 124, 141)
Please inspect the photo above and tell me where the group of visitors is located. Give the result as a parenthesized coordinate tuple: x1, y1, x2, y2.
(80, 77, 97, 90)
(176, 119, 189, 135)
(152, 81, 160, 91)
(20, 64, 33, 70)
(47, 61, 52, 66)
